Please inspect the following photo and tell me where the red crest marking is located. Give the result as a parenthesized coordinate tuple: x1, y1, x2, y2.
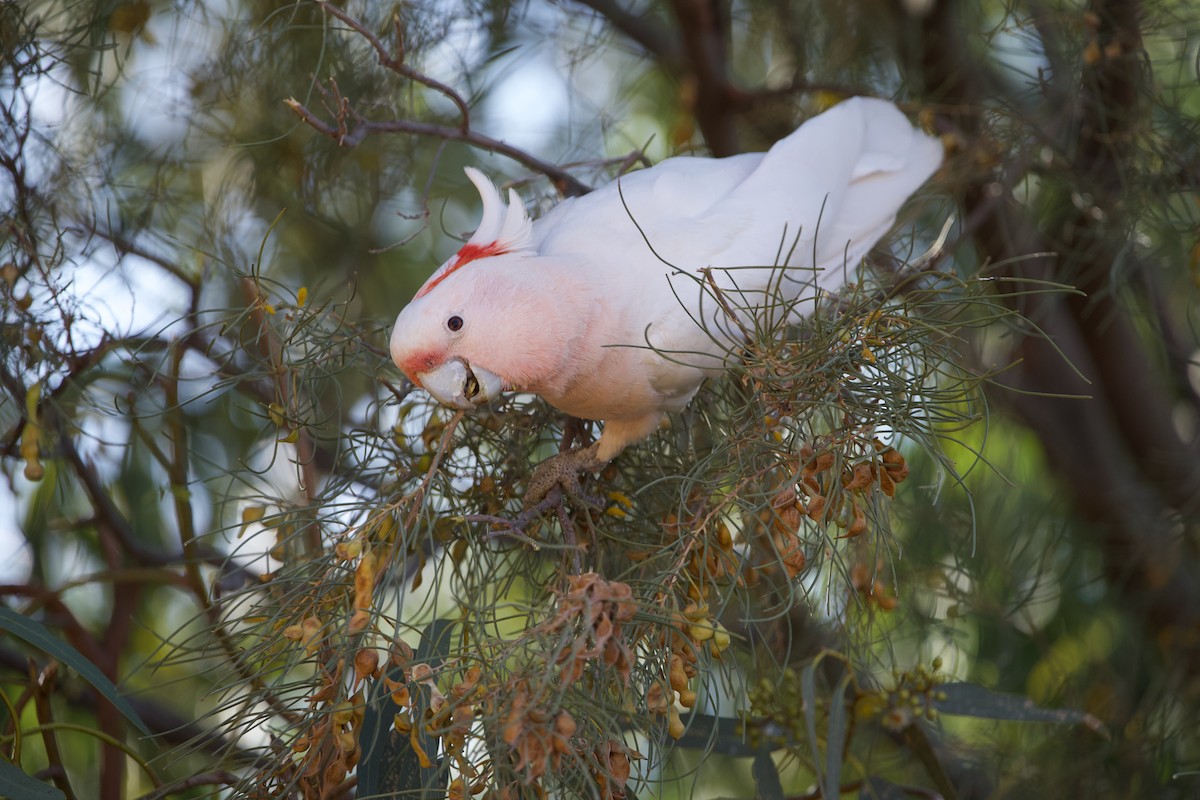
(414, 241, 510, 299)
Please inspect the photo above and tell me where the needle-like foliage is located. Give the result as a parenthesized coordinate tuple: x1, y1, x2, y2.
(2, 2, 1198, 799)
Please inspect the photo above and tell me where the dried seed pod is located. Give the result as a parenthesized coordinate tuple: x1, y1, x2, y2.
(844, 462, 874, 491)
(667, 706, 685, 739)
(390, 638, 414, 668)
(878, 465, 896, 498)
(773, 503, 801, 536)
(875, 586, 899, 611)
(353, 648, 380, 685)
(772, 486, 798, 508)
(845, 504, 867, 538)
(715, 521, 733, 549)
(885, 461, 909, 483)
(335, 539, 362, 560)
(882, 449, 909, 483)
(646, 682, 668, 714)
(805, 495, 827, 521)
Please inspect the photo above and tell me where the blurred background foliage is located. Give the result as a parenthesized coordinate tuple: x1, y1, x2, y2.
(1, 0, 1198, 798)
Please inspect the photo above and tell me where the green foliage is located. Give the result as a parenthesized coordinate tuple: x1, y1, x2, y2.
(1, 1, 1199, 799)
(0, 607, 149, 736)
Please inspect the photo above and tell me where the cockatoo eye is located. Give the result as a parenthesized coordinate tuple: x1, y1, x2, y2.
(446, 315, 464, 332)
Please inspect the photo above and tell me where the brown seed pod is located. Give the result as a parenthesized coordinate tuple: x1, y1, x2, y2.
(844, 462, 874, 492)
(353, 648, 380, 685)
(878, 466, 896, 498)
(805, 495, 827, 521)
(844, 504, 867, 538)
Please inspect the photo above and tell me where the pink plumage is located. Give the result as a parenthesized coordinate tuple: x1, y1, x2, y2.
(390, 97, 942, 467)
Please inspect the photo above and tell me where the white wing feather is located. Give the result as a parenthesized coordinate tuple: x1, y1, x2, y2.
(529, 98, 941, 380)
(431, 99, 941, 448)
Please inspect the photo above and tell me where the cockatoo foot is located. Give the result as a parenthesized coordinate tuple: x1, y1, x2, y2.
(525, 443, 606, 509)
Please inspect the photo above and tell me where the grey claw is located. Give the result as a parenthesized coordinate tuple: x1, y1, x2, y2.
(525, 443, 606, 510)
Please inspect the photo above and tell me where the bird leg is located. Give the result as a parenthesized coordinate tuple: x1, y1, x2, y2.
(524, 442, 607, 509)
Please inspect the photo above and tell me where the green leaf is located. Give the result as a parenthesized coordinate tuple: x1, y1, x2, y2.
(935, 682, 1108, 737)
(358, 619, 456, 799)
(825, 673, 852, 799)
(800, 662, 826, 797)
(857, 776, 913, 799)
(752, 750, 784, 800)
(0, 607, 151, 736)
(673, 712, 756, 756)
(0, 758, 66, 800)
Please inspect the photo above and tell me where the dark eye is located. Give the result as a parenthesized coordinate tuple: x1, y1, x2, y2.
(446, 315, 463, 332)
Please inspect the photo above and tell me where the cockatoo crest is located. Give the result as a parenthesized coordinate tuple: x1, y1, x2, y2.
(414, 167, 533, 299)
(391, 97, 944, 497)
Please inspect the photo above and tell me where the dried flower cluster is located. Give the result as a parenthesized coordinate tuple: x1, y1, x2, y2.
(544, 573, 638, 686)
(284, 656, 371, 794)
(791, 439, 909, 538)
(658, 495, 744, 597)
(498, 682, 579, 784)
(854, 660, 947, 733)
(646, 599, 732, 740)
(850, 559, 899, 611)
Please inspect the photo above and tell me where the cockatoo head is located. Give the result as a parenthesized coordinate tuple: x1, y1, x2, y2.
(389, 283, 507, 410)
(390, 168, 589, 410)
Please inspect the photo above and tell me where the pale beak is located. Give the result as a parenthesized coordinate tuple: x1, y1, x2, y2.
(418, 359, 504, 410)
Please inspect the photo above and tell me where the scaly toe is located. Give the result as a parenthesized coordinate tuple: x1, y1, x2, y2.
(524, 443, 605, 509)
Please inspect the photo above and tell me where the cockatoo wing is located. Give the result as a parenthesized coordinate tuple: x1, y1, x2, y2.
(535, 97, 939, 301)
(393, 98, 941, 468)
(528, 97, 942, 395)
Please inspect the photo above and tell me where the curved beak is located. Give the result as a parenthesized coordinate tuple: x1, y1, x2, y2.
(417, 359, 504, 410)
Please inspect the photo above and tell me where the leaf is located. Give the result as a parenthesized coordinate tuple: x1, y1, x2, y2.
(752, 750, 784, 800)
(857, 775, 914, 799)
(672, 712, 757, 756)
(935, 682, 1109, 737)
(0, 607, 151, 736)
(825, 673, 852, 799)
(0, 760, 65, 800)
(901, 724, 959, 800)
(358, 619, 456, 799)
(800, 661, 826, 796)
(239, 505, 266, 537)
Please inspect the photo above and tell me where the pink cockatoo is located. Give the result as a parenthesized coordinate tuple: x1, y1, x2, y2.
(390, 97, 942, 500)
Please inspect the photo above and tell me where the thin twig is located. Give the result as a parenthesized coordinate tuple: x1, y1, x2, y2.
(136, 771, 241, 800)
(318, 1, 471, 133)
(555, 499, 584, 575)
(286, 99, 591, 198)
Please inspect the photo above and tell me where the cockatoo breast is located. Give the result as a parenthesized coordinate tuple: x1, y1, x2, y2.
(390, 97, 943, 462)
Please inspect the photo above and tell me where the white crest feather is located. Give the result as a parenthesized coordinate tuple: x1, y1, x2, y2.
(463, 167, 532, 253)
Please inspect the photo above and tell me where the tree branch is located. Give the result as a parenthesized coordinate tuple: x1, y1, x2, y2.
(287, 5, 593, 197)
(571, 0, 682, 61)
(317, 1, 472, 133)
(286, 99, 591, 198)
(668, 0, 740, 155)
(910, 0, 1200, 667)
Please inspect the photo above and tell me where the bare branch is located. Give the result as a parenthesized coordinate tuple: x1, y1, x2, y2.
(571, 0, 682, 61)
(285, 98, 592, 197)
(317, 1, 471, 133)
(136, 771, 241, 800)
(668, 0, 740, 155)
